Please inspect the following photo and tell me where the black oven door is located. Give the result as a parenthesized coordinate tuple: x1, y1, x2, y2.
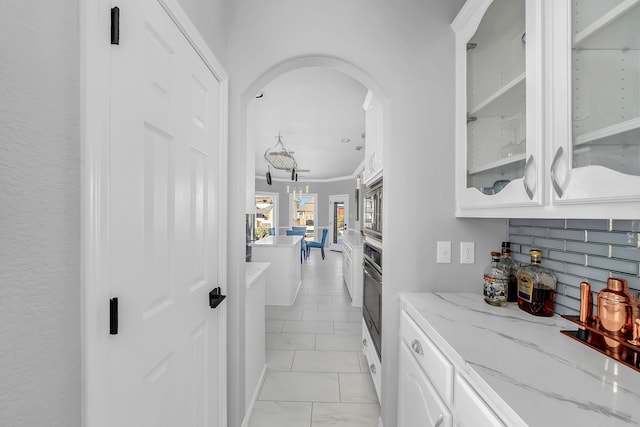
(363, 258, 382, 360)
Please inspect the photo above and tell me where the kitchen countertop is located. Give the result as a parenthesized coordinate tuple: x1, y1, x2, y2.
(399, 292, 640, 426)
(343, 230, 363, 247)
(251, 235, 302, 247)
(245, 262, 270, 290)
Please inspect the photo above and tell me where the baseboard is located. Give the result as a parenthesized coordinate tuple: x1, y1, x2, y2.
(378, 416, 384, 427)
(240, 364, 268, 427)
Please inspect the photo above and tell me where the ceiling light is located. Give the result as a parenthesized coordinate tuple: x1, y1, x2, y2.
(355, 145, 363, 151)
(341, 138, 351, 143)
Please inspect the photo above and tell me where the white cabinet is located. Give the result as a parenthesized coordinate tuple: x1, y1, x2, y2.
(342, 237, 363, 307)
(363, 90, 384, 184)
(452, 0, 544, 214)
(362, 320, 382, 403)
(547, 0, 640, 214)
(398, 345, 452, 427)
(398, 308, 506, 427)
(452, 0, 640, 218)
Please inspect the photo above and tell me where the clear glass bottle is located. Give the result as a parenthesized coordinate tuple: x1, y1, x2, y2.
(498, 241, 518, 302)
(517, 249, 557, 317)
(484, 252, 508, 307)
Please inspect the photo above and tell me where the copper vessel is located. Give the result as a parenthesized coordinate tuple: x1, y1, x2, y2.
(597, 278, 638, 350)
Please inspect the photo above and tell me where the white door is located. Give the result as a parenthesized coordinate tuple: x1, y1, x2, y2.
(109, 1, 225, 425)
(328, 194, 349, 252)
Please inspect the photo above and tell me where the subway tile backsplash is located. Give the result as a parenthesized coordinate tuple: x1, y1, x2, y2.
(509, 219, 640, 316)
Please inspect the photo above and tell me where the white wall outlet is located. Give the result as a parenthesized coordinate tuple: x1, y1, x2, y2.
(436, 241, 452, 264)
(460, 242, 475, 264)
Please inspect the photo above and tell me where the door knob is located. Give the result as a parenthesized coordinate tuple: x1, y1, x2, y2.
(209, 287, 226, 309)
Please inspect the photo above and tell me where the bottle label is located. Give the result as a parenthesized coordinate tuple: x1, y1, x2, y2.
(518, 273, 533, 303)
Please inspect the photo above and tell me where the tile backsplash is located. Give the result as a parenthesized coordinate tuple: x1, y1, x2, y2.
(508, 219, 640, 315)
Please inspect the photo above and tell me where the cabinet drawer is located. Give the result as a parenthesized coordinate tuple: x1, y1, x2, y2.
(398, 344, 452, 427)
(362, 320, 381, 403)
(400, 311, 453, 404)
(454, 375, 504, 427)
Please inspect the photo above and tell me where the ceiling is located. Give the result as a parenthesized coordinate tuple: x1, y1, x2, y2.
(251, 67, 368, 181)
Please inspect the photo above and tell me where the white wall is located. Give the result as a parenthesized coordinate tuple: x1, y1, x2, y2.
(0, 1, 81, 425)
(227, 1, 508, 425)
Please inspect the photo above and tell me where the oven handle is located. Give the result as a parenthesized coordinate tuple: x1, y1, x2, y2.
(363, 258, 382, 283)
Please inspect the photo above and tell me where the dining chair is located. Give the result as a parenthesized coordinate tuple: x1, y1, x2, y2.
(306, 227, 328, 260)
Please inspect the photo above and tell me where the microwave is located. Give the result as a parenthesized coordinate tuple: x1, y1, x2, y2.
(364, 178, 382, 240)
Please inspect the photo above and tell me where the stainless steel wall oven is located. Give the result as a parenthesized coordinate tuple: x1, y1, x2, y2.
(363, 240, 382, 360)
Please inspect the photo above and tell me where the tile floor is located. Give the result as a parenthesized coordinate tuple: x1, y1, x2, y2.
(248, 249, 381, 427)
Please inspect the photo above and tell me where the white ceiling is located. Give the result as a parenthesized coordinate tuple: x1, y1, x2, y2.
(251, 67, 368, 181)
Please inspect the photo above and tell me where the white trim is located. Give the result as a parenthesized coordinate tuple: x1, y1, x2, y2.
(239, 364, 268, 427)
(80, 1, 229, 425)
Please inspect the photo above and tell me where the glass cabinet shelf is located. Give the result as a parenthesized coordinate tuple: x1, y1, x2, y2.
(469, 73, 525, 118)
(468, 152, 526, 175)
(575, 117, 640, 146)
(573, 0, 640, 49)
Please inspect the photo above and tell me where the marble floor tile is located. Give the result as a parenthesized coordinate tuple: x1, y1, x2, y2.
(271, 301, 319, 311)
(302, 310, 348, 321)
(339, 373, 378, 403)
(282, 320, 334, 334)
(265, 320, 284, 333)
(331, 295, 353, 304)
(315, 334, 362, 351)
(265, 308, 303, 321)
(293, 295, 333, 304)
(304, 288, 345, 296)
(266, 333, 316, 351)
(318, 302, 361, 312)
(266, 350, 295, 371)
(291, 350, 361, 373)
(259, 372, 340, 402)
(248, 401, 312, 427)
(333, 321, 361, 335)
(347, 311, 363, 322)
(311, 402, 380, 427)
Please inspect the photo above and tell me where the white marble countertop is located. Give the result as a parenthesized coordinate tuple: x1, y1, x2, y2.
(399, 292, 640, 426)
(343, 230, 363, 247)
(245, 262, 270, 290)
(251, 235, 302, 247)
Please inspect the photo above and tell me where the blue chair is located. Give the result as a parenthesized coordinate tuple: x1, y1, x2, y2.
(286, 229, 307, 262)
(268, 227, 276, 235)
(306, 228, 328, 260)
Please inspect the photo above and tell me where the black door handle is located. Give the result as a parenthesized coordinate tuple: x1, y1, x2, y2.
(209, 287, 226, 309)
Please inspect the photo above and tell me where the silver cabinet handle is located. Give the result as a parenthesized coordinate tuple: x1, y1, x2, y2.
(434, 413, 444, 427)
(363, 338, 368, 347)
(411, 339, 423, 355)
(370, 363, 376, 374)
(550, 146, 564, 198)
(523, 154, 535, 200)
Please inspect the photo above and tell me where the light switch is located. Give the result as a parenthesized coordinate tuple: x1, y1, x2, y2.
(460, 242, 475, 264)
(437, 241, 452, 264)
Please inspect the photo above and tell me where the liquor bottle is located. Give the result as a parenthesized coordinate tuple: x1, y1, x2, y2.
(517, 249, 557, 317)
(483, 252, 508, 307)
(498, 242, 518, 302)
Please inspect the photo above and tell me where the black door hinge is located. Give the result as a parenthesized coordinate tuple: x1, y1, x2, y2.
(111, 7, 120, 45)
(110, 297, 119, 335)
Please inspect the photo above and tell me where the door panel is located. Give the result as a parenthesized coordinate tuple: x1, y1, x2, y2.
(109, 0, 224, 425)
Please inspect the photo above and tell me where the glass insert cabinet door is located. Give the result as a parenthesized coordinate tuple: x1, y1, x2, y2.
(549, 0, 640, 205)
(453, 0, 544, 212)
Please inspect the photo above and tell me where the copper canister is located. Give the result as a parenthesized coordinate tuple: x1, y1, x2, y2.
(597, 278, 636, 350)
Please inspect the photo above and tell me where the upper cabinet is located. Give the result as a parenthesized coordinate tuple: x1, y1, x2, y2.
(548, 0, 640, 214)
(363, 91, 384, 185)
(453, 0, 544, 214)
(453, 0, 640, 218)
